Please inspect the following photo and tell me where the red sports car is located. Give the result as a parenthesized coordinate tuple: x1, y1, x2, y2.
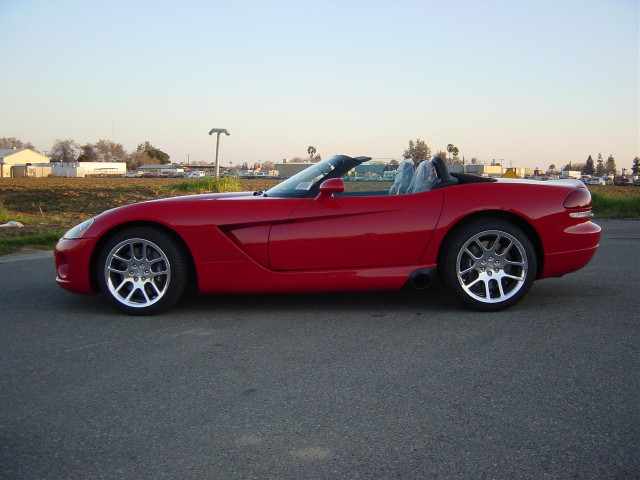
(54, 156, 600, 314)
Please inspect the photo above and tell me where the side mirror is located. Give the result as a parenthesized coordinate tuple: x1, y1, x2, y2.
(315, 178, 344, 200)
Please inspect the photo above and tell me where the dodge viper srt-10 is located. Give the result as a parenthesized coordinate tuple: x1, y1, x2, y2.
(55, 155, 600, 315)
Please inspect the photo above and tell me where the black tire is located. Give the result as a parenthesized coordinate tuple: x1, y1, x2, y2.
(97, 226, 188, 315)
(439, 218, 537, 311)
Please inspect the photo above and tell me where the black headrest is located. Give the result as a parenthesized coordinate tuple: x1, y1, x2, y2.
(432, 156, 451, 182)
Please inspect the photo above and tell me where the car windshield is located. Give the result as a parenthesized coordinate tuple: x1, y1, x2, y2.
(265, 156, 361, 198)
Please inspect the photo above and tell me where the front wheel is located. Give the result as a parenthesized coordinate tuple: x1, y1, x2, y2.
(97, 227, 188, 315)
(440, 219, 537, 311)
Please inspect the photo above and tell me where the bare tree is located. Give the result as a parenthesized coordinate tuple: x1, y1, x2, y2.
(95, 139, 127, 162)
(127, 150, 154, 169)
(50, 139, 79, 162)
(0, 137, 37, 151)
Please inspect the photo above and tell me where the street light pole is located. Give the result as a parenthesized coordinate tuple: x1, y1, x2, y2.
(208, 128, 230, 177)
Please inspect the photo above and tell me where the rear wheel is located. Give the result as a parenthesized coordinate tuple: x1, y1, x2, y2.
(97, 227, 188, 315)
(440, 218, 537, 311)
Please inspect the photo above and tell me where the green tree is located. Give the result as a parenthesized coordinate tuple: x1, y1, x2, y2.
(403, 139, 432, 165)
(306, 145, 321, 163)
(605, 155, 616, 176)
(77, 143, 99, 162)
(137, 141, 170, 164)
(595, 155, 605, 176)
(583, 155, 595, 175)
(50, 139, 78, 162)
(632, 156, 640, 175)
(446, 144, 454, 162)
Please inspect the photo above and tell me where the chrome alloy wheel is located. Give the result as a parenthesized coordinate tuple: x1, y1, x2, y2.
(456, 229, 528, 304)
(104, 237, 171, 308)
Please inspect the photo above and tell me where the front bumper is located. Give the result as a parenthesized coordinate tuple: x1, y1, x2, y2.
(54, 237, 99, 295)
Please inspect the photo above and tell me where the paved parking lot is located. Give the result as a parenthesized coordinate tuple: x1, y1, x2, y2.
(1, 219, 638, 479)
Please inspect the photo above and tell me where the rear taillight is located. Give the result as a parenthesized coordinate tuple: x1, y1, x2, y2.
(564, 187, 591, 209)
(564, 187, 592, 218)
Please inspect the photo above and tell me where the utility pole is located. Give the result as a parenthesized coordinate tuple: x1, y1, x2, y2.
(208, 128, 230, 177)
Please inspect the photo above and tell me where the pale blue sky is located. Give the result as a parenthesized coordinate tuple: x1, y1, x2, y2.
(1, 0, 638, 170)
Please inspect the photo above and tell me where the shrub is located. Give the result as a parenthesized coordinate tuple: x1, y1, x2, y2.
(591, 192, 640, 219)
(164, 176, 242, 194)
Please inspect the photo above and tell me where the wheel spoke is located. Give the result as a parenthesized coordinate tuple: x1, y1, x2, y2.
(140, 286, 151, 303)
(466, 245, 481, 259)
(501, 272, 524, 281)
(147, 281, 161, 298)
(460, 264, 476, 276)
(107, 265, 127, 274)
(506, 259, 525, 267)
(124, 287, 139, 302)
(113, 278, 129, 293)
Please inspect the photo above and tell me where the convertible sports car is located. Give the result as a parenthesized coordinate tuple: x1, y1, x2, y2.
(55, 155, 600, 315)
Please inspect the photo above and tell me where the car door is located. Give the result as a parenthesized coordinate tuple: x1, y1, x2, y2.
(268, 190, 444, 271)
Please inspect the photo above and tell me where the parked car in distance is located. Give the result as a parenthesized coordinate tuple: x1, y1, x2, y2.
(614, 176, 632, 186)
(55, 155, 601, 315)
(587, 177, 605, 185)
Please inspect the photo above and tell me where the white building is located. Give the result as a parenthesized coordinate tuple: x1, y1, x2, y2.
(50, 162, 127, 177)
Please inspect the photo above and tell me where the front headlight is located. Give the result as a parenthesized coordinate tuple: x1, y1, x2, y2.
(63, 218, 95, 239)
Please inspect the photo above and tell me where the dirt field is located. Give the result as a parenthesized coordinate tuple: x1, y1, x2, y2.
(0, 177, 279, 238)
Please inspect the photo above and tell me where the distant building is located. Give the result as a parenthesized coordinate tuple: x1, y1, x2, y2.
(0, 148, 50, 177)
(11, 164, 53, 177)
(501, 168, 520, 178)
(274, 162, 310, 177)
(49, 162, 127, 177)
(561, 170, 581, 179)
(448, 164, 503, 177)
(138, 164, 185, 175)
(446, 164, 536, 178)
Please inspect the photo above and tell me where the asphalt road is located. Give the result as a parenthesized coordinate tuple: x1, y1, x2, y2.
(1, 219, 638, 479)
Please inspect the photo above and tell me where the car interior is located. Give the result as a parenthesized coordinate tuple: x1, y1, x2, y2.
(336, 156, 495, 197)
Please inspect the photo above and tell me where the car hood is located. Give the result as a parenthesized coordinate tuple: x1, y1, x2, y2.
(85, 190, 299, 238)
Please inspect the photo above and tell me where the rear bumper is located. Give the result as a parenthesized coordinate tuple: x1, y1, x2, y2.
(54, 237, 98, 295)
(540, 221, 601, 278)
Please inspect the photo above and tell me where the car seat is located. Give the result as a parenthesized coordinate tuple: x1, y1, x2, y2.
(388, 160, 414, 195)
(406, 159, 438, 194)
